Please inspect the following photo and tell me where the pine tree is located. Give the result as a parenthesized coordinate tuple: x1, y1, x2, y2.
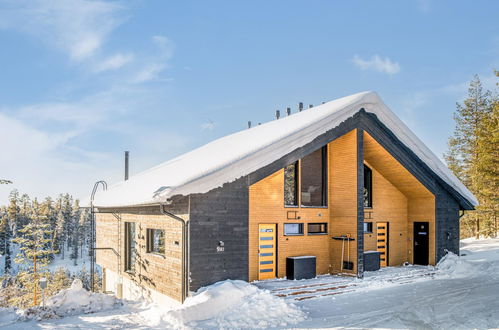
(445, 73, 498, 238)
(11, 201, 55, 307)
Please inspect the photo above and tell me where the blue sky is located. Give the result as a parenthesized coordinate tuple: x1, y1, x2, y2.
(0, 0, 497, 204)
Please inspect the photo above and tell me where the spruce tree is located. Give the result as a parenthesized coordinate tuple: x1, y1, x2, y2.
(0, 207, 12, 273)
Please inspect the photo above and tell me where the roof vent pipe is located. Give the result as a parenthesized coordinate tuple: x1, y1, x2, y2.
(298, 102, 303, 112)
(247, 121, 252, 129)
(275, 110, 280, 120)
(286, 107, 291, 116)
(125, 151, 129, 181)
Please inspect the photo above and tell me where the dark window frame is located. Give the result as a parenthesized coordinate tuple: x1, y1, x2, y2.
(146, 228, 165, 256)
(299, 145, 328, 208)
(364, 164, 373, 208)
(283, 223, 304, 236)
(284, 161, 299, 207)
(364, 222, 373, 233)
(124, 222, 136, 273)
(307, 222, 328, 235)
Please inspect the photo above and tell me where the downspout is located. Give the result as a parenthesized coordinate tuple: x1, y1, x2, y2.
(160, 203, 189, 304)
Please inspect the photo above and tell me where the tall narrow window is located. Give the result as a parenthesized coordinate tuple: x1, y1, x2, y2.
(124, 222, 136, 272)
(364, 164, 373, 208)
(284, 161, 298, 206)
(300, 146, 327, 207)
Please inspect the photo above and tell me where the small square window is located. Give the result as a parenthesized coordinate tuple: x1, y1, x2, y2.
(284, 223, 304, 236)
(147, 228, 165, 254)
(308, 223, 328, 235)
(364, 222, 373, 233)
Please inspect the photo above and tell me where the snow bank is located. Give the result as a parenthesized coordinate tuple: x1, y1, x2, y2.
(20, 279, 122, 321)
(436, 252, 476, 278)
(164, 280, 305, 329)
(0, 307, 19, 327)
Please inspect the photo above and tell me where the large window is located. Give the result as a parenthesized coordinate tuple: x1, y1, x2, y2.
(301, 146, 327, 207)
(284, 223, 304, 236)
(308, 223, 328, 235)
(284, 161, 298, 206)
(147, 228, 165, 255)
(364, 165, 373, 208)
(124, 222, 136, 272)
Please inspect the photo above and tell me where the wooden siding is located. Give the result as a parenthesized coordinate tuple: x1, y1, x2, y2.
(249, 129, 359, 281)
(329, 130, 359, 275)
(363, 131, 436, 266)
(95, 211, 184, 301)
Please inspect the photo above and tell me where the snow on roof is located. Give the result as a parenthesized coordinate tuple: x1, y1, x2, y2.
(93, 91, 478, 208)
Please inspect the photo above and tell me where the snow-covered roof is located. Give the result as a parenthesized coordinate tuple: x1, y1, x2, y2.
(93, 91, 478, 208)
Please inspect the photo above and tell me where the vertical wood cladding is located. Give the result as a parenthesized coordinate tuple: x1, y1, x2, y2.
(95, 208, 184, 301)
(188, 177, 249, 291)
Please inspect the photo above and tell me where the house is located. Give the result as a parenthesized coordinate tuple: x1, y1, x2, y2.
(92, 91, 477, 304)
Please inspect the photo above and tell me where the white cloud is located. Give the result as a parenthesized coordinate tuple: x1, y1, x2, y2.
(201, 120, 216, 131)
(94, 53, 134, 72)
(130, 35, 174, 83)
(0, 0, 123, 61)
(352, 55, 401, 75)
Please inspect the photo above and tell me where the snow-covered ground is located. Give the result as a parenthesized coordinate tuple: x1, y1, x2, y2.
(1, 238, 498, 329)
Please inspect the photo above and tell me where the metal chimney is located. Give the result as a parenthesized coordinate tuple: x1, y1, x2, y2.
(298, 102, 303, 112)
(286, 107, 291, 116)
(275, 110, 280, 119)
(125, 151, 129, 181)
(248, 121, 252, 129)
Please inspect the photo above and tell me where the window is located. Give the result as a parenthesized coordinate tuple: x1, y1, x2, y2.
(124, 222, 136, 272)
(364, 222, 373, 233)
(147, 228, 165, 254)
(284, 161, 298, 206)
(284, 223, 304, 236)
(308, 223, 328, 235)
(300, 146, 327, 207)
(364, 165, 373, 208)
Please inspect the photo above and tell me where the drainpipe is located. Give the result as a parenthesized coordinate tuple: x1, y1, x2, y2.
(159, 203, 189, 303)
(90, 180, 108, 292)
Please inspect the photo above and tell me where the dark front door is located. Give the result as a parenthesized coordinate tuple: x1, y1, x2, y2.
(413, 222, 429, 265)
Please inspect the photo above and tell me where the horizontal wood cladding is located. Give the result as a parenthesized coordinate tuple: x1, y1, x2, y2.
(363, 131, 436, 266)
(329, 129, 358, 275)
(95, 212, 184, 301)
(249, 129, 360, 281)
(249, 169, 331, 281)
(363, 162, 410, 265)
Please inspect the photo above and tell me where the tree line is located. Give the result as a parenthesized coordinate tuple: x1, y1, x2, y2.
(0, 190, 92, 274)
(445, 71, 498, 238)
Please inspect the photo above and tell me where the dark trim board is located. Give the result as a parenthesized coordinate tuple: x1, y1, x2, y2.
(356, 128, 365, 277)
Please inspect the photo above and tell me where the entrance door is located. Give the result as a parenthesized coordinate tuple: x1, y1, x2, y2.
(258, 224, 277, 280)
(413, 222, 429, 265)
(376, 222, 389, 267)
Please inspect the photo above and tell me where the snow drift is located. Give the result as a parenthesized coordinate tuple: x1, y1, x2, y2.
(163, 280, 305, 329)
(43, 279, 122, 317)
